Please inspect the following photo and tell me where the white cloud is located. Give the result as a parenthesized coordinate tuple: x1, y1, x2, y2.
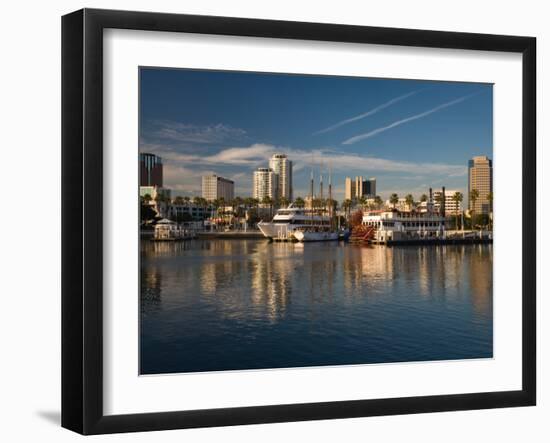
(342, 92, 479, 145)
(146, 121, 247, 145)
(163, 164, 213, 195)
(154, 143, 466, 178)
(148, 142, 469, 198)
(314, 90, 419, 135)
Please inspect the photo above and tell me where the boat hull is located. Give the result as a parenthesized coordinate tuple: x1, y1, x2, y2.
(257, 222, 299, 241)
(293, 231, 339, 242)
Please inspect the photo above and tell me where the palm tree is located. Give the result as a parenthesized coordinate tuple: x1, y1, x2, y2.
(405, 194, 415, 211)
(389, 193, 399, 208)
(420, 194, 428, 203)
(154, 193, 164, 204)
(183, 196, 190, 204)
(452, 191, 463, 230)
(215, 198, 226, 218)
(294, 197, 305, 208)
(312, 198, 324, 214)
(469, 189, 479, 229)
(173, 196, 184, 205)
(374, 196, 383, 209)
(434, 193, 445, 215)
(342, 199, 353, 223)
(278, 196, 290, 209)
(261, 196, 274, 219)
(326, 198, 337, 212)
(487, 192, 493, 231)
(358, 195, 368, 209)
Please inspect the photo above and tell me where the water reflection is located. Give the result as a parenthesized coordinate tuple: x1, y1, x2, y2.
(140, 240, 493, 374)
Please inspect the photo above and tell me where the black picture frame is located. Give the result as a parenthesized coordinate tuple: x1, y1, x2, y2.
(62, 8, 536, 435)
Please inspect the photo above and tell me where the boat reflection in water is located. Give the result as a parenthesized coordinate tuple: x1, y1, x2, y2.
(140, 239, 492, 374)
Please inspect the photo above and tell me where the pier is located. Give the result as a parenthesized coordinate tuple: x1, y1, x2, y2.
(196, 231, 265, 239)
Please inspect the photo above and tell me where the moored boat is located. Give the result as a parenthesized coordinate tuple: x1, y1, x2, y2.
(257, 206, 331, 241)
(293, 228, 340, 242)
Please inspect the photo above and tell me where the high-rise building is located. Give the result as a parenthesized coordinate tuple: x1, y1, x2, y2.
(366, 177, 376, 198)
(344, 176, 377, 201)
(140, 153, 163, 186)
(253, 168, 278, 202)
(202, 174, 234, 202)
(268, 154, 293, 201)
(468, 156, 493, 214)
(433, 189, 462, 215)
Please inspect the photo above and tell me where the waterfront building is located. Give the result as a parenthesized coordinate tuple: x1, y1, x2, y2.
(168, 202, 213, 221)
(269, 154, 293, 201)
(345, 176, 377, 201)
(433, 190, 462, 215)
(140, 186, 172, 218)
(202, 174, 234, 202)
(362, 210, 446, 243)
(385, 197, 414, 212)
(140, 185, 171, 202)
(468, 156, 493, 214)
(140, 153, 163, 187)
(253, 167, 278, 201)
(153, 218, 188, 241)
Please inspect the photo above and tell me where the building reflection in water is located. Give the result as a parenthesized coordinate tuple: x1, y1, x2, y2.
(468, 244, 493, 317)
(140, 238, 494, 373)
(250, 242, 297, 322)
(141, 240, 492, 321)
(140, 265, 163, 315)
(342, 245, 394, 297)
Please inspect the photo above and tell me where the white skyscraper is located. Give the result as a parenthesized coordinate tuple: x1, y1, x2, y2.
(202, 174, 234, 202)
(268, 154, 293, 201)
(253, 168, 278, 202)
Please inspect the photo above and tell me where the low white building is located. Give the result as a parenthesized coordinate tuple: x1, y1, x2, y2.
(433, 190, 463, 215)
(169, 202, 213, 221)
(362, 210, 446, 243)
(153, 218, 187, 240)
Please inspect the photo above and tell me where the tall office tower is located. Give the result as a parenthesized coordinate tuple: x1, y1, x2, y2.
(253, 168, 278, 201)
(140, 153, 163, 186)
(365, 177, 376, 198)
(344, 176, 377, 201)
(468, 156, 493, 214)
(202, 174, 235, 202)
(268, 154, 293, 201)
(344, 177, 354, 201)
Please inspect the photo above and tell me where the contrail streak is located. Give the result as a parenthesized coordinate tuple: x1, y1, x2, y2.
(342, 92, 479, 145)
(313, 90, 419, 135)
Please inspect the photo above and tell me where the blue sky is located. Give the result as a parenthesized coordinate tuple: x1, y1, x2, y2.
(139, 67, 493, 201)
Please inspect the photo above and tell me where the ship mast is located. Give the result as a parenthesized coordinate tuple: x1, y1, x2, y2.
(319, 164, 323, 205)
(328, 164, 333, 230)
(310, 166, 314, 226)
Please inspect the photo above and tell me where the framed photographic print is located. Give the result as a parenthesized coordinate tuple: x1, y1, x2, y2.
(61, 8, 536, 435)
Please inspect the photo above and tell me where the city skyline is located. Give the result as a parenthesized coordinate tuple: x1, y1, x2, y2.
(139, 68, 493, 201)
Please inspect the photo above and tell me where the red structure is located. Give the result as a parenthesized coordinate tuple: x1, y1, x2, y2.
(140, 153, 163, 186)
(349, 225, 376, 243)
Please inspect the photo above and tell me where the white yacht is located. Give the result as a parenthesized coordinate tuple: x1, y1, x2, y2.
(257, 206, 331, 241)
(293, 228, 340, 242)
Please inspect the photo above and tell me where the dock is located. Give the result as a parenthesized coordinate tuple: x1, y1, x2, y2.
(196, 231, 266, 239)
(371, 237, 493, 246)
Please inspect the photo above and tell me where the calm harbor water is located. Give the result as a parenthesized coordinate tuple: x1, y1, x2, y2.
(140, 239, 492, 374)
